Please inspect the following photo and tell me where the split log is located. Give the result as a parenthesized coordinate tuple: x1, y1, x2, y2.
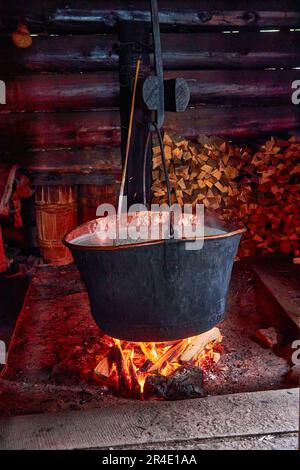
(138, 359, 153, 374)
(147, 340, 189, 375)
(113, 343, 140, 399)
(94, 353, 111, 380)
(180, 328, 222, 364)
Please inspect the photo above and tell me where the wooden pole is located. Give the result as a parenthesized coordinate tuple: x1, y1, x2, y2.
(118, 21, 152, 206)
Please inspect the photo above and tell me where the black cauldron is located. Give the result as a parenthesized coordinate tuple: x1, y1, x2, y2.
(64, 213, 245, 341)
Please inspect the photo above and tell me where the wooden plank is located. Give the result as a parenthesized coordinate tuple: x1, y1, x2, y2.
(0, 1, 299, 33)
(0, 105, 299, 153)
(1, 31, 300, 73)
(1, 70, 298, 112)
(0, 388, 298, 449)
(251, 257, 300, 328)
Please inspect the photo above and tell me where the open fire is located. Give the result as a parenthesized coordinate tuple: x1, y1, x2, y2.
(94, 327, 223, 400)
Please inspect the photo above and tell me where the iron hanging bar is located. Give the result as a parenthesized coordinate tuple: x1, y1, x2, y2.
(149, 0, 164, 129)
(143, 121, 174, 238)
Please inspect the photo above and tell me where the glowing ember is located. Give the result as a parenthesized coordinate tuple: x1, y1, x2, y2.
(94, 327, 223, 399)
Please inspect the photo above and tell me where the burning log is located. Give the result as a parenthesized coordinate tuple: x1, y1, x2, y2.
(111, 342, 140, 399)
(147, 340, 189, 375)
(94, 332, 223, 400)
(139, 342, 160, 363)
(143, 366, 207, 400)
(138, 359, 153, 374)
(179, 327, 222, 363)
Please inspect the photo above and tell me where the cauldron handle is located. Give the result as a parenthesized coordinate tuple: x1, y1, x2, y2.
(143, 120, 174, 238)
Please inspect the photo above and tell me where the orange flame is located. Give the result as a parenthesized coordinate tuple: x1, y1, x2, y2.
(95, 332, 223, 398)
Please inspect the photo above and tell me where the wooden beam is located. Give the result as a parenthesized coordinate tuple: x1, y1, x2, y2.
(181, 70, 300, 106)
(0, 35, 118, 73)
(162, 31, 300, 70)
(0, 111, 121, 151)
(0, 1, 299, 33)
(1, 70, 298, 112)
(1, 146, 121, 184)
(0, 31, 299, 73)
(0, 105, 299, 154)
(0, 73, 120, 112)
(164, 106, 300, 139)
(1, 147, 121, 172)
(29, 172, 120, 186)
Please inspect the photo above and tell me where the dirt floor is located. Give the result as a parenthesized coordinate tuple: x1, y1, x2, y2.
(0, 260, 297, 416)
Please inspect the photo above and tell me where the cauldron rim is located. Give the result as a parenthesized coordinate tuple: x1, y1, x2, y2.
(63, 213, 246, 252)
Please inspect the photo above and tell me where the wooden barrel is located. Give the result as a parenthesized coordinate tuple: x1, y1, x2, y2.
(0, 226, 8, 273)
(78, 184, 117, 224)
(35, 185, 77, 266)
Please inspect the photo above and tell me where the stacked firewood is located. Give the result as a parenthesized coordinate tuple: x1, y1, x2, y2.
(152, 134, 300, 257)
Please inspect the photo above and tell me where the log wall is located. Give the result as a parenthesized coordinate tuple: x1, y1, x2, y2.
(0, 1, 299, 185)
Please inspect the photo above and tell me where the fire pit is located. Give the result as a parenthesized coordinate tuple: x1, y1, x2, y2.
(93, 327, 223, 399)
(0, 261, 294, 414)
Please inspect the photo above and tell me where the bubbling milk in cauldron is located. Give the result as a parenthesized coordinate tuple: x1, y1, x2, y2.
(69, 211, 226, 247)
